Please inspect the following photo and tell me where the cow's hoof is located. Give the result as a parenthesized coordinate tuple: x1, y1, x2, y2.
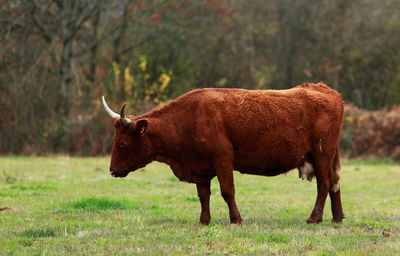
(200, 217, 210, 225)
(307, 218, 322, 224)
(230, 218, 242, 225)
(332, 215, 345, 223)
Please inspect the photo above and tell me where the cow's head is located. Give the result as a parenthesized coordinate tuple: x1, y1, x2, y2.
(102, 96, 152, 178)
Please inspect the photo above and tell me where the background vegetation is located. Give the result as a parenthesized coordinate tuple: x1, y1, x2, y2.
(1, 0, 400, 157)
(1, 157, 399, 255)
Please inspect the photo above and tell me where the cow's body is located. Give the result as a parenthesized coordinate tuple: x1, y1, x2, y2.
(104, 82, 345, 225)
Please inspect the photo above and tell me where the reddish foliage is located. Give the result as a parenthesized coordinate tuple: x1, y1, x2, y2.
(341, 104, 400, 160)
(150, 12, 162, 25)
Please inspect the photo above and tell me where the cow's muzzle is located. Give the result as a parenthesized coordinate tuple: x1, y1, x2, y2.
(110, 168, 128, 178)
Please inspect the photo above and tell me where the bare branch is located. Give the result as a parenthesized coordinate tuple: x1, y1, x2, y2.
(29, 3, 52, 43)
(65, 5, 99, 43)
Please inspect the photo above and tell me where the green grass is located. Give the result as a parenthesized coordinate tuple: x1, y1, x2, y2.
(0, 156, 399, 255)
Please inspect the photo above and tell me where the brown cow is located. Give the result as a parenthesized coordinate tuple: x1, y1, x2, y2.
(102, 82, 344, 225)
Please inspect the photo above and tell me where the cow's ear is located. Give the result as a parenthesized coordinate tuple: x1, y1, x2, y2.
(134, 119, 148, 136)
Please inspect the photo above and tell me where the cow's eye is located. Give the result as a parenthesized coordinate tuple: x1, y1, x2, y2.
(119, 142, 127, 148)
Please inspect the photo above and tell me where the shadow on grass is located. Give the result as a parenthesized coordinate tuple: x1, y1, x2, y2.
(141, 214, 343, 229)
(142, 215, 310, 227)
(244, 215, 308, 225)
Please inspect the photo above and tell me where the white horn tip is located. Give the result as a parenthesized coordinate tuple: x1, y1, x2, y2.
(102, 96, 120, 119)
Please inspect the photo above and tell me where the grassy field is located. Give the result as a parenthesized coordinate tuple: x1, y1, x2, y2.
(0, 156, 399, 255)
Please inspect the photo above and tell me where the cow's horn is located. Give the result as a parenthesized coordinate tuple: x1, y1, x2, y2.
(102, 96, 120, 119)
(119, 103, 131, 125)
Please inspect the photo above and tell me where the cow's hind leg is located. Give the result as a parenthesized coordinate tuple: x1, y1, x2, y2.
(215, 163, 242, 224)
(307, 157, 331, 224)
(330, 189, 345, 222)
(196, 181, 211, 225)
(330, 148, 344, 222)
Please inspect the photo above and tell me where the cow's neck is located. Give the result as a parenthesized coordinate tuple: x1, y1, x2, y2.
(147, 116, 184, 176)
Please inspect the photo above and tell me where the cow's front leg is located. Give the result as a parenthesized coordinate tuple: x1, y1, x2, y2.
(215, 164, 242, 224)
(196, 181, 211, 225)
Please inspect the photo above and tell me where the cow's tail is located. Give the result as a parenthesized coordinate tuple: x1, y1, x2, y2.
(331, 147, 341, 192)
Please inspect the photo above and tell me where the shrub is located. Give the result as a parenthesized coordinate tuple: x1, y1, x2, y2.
(341, 104, 400, 160)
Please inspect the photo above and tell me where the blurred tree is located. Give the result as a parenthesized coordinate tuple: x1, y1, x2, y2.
(25, 0, 113, 115)
(1, 0, 400, 154)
